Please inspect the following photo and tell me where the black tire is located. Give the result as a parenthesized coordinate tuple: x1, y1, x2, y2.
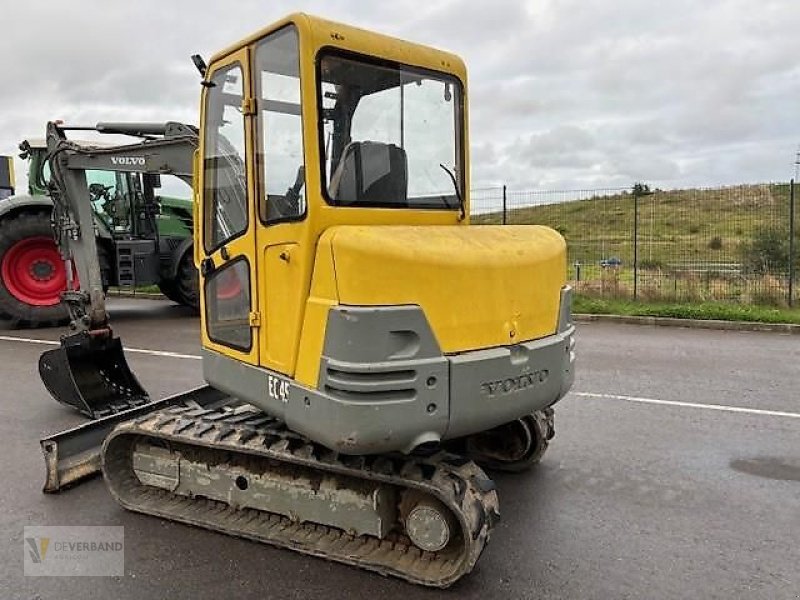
(158, 251, 199, 312)
(0, 211, 69, 328)
(157, 279, 182, 304)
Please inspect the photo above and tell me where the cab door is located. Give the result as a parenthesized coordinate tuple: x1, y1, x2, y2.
(198, 49, 259, 365)
(252, 25, 307, 375)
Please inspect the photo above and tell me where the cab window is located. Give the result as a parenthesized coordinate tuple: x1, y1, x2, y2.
(254, 25, 305, 223)
(203, 63, 248, 252)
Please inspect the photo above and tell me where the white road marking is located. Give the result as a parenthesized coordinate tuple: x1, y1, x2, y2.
(0, 334, 202, 360)
(574, 391, 800, 420)
(124, 348, 202, 360)
(0, 334, 796, 418)
(0, 334, 57, 347)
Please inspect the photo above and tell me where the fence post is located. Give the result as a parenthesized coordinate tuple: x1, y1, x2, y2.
(633, 188, 639, 301)
(502, 185, 507, 225)
(790, 179, 796, 308)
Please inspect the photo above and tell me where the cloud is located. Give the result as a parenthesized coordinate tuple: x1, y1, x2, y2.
(3, 0, 799, 194)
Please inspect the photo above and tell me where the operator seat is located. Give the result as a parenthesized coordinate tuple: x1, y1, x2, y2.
(329, 141, 408, 205)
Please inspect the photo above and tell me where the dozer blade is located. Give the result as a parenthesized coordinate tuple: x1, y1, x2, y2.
(39, 331, 150, 419)
(40, 385, 229, 493)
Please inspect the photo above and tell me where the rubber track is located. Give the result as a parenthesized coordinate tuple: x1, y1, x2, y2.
(102, 402, 500, 587)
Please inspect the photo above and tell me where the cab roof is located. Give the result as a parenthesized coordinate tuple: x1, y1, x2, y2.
(208, 13, 466, 85)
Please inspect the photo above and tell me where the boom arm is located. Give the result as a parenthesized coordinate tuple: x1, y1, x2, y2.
(45, 120, 198, 331)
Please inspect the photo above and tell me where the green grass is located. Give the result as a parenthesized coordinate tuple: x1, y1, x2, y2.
(473, 183, 795, 268)
(107, 285, 161, 294)
(573, 294, 800, 324)
(135, 285, 161, 294)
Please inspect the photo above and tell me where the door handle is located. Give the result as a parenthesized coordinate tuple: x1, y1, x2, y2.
(200, 257, 215, 277)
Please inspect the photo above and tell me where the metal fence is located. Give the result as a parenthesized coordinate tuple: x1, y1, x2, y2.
(471, 181, 799, 307)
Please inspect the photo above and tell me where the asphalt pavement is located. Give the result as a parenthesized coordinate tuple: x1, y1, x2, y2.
(1, 298, 797, 599)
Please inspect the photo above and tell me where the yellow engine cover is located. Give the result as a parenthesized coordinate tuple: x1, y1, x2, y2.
(326, 225, 566, 353)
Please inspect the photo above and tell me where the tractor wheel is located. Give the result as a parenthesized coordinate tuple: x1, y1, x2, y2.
(157, 279, 182, 304)
(0, 212, 70, 327)
(175, 252, 199, 311)
(158, 252, 199, 312)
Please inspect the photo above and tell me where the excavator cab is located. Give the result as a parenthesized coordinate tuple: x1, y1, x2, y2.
(197, 18, 468, 371)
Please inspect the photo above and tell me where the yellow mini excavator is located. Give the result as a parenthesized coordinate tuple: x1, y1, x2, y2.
(39, 14, 575, 587)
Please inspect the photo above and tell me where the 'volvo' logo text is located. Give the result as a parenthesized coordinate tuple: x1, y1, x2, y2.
(110, 156, 146, 166)
(481, 370, 549, 397)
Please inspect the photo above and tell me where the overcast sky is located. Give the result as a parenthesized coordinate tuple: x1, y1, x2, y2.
(3, 0, 799, 193)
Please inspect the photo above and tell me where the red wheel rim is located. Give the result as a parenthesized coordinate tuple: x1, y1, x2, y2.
(216, 268, 243, 300)
(1, 237, 72, 306)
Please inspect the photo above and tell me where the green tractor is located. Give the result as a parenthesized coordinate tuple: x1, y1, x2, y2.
(0, 128, 198, 327)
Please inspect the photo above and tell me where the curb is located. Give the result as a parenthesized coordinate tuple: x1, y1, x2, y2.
(574, 313, 800, 334)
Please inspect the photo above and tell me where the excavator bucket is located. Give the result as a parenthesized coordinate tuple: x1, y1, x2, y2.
(38, 332, 150, 419)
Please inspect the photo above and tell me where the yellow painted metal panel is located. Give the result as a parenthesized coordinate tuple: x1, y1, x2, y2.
(261, 243, 303, 373)
(210, 13, 466, 85)
(293, 298, 334, 386)
(328, 225, 566, 353)
(293, 232, 339, 386)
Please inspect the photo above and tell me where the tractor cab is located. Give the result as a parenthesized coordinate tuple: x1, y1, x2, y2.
(18, 137, 146, 235)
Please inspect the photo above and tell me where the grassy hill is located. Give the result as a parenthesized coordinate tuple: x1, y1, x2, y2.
(472, 183, 797, 305)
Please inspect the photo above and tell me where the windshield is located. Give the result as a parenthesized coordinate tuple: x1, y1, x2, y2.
(318, 53, 462, 209)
